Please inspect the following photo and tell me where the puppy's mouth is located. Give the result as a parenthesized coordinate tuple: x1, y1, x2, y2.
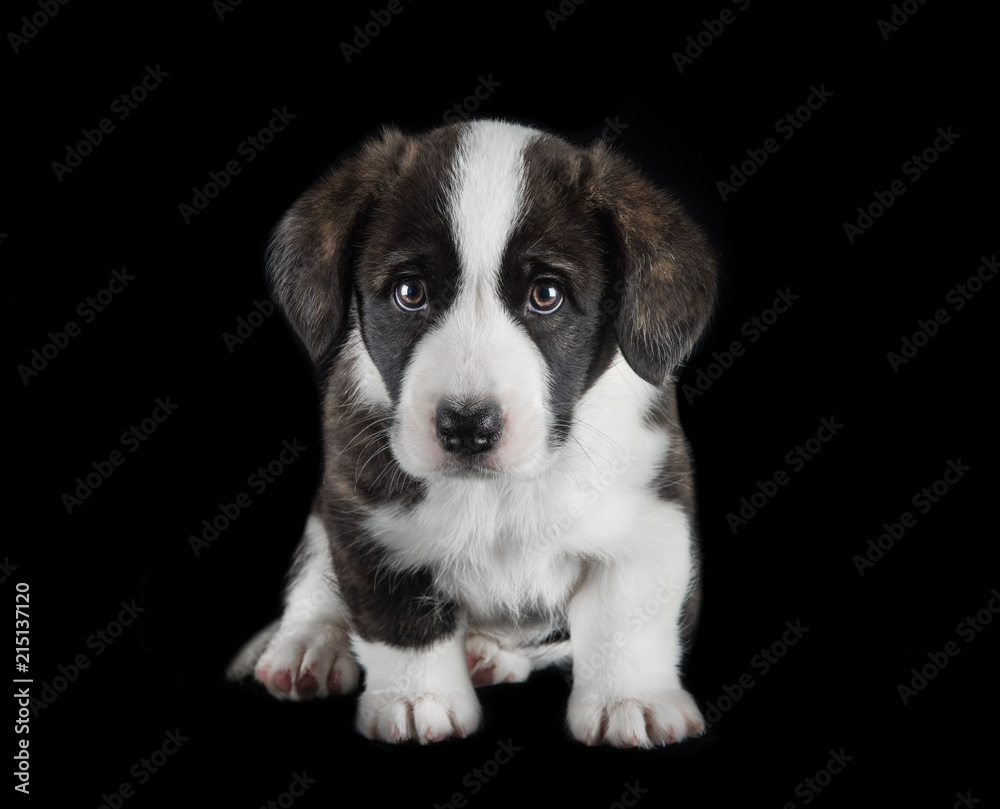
(435, 452, 506, 478)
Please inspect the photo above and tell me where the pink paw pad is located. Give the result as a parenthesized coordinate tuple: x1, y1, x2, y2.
(471, 665, 496, 687)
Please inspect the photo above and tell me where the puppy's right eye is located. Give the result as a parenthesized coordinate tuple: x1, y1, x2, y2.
(394, 278, 427, 311)
(528, 280, 564, 314)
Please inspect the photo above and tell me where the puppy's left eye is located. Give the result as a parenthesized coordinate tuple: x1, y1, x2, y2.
(528, 280, 563, 314)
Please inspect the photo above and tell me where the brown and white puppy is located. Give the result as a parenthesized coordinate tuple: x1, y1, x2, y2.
(229, 119, 716, 747)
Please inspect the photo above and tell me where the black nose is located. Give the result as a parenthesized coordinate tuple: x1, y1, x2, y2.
(435, 402, 503, 455)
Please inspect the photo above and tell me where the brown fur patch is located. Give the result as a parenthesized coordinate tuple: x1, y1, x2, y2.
(582, 142, 717, 385)
(266, 126, 460, 365)
(314, 350, 457, 646)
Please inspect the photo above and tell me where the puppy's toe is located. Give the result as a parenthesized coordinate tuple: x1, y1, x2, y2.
(643, 688, 704, 745)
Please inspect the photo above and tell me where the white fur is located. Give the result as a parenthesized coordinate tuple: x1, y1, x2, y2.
(368, 354, 667, 607)
(448, 120, 537, 285)
(392, 121, 550, 481)
(565, 500, 702, 746)
(338, 326, 391, 408)
(390, 298, 553, 480)
(353, 631, 481, 743)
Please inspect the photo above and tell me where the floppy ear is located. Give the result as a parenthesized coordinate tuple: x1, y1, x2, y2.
(266, 127, 411, 365)
(584, 142, 717, 386)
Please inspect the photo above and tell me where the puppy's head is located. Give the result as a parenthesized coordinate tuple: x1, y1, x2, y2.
(268, 120, 715, 481)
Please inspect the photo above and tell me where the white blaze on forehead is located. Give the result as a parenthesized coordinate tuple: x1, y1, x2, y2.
(390, 121, 552, 480)
(447, 120, 538, 289)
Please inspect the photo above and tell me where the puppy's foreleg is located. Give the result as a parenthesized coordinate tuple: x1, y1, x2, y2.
(233, 514, 360, 700)
(354, 627, 482, 744)
(566, 502, 704, 747)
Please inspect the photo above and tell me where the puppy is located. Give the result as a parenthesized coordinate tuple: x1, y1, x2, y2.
(229, 119, 716, 747)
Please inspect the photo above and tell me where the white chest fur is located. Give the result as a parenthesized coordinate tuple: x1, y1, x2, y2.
(363, 355, 670, 626)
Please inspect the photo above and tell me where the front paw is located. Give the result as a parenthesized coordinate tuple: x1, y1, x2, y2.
(567, 688, 704, 748)
(255, 622, 360, 701)
(357, 685, 481, 744)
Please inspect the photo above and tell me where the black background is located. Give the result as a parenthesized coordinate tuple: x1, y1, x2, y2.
(9, 1, 996, 806)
